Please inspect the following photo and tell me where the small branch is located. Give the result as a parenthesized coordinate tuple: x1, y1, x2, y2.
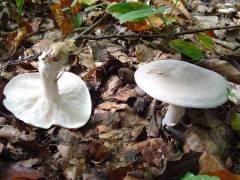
(80, 14, 110, 35)
(0, 52, 41, 75)
(147, 98, 159, 137)
(75, 24, 240, 41)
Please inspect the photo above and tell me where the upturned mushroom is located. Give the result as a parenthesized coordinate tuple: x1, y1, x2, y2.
(134, 60, 228, 126)
(3, 42, 92, 129)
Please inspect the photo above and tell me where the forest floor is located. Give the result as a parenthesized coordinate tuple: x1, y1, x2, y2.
(1, 0, 240, 179)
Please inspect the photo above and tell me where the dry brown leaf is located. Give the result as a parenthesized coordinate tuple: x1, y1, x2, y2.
(126, 21, 152, 32)
(199, 59, 240, 83)
(88, 139, 109, 164)
(207, 170, 240, 180)
(7, 26, 27, 49)
(135, 44, 156, 62)
(0, 126, 36, 143)
(99, 129, 124, 142)
(183, 126, 218, 154)
(50, 2, 74, 35)
(97, 101, 128, 111)
(172, 0, 191, 19)
(100, 75, 123, 100)
(0, 163, 43, 180)
(113, 86, 136, 102)
(126, 138, 179, 176)
(199, 152, 226, 174)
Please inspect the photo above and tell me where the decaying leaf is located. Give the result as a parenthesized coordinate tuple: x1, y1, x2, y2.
(0, 125, 36, 143)
(199, 58, 240, 83)
(50, 2, 74, 35)
(199, 152, 226, 174)
(207, 170, 240, 180)
(0, 163, 43, 180)
(126, 138, 180, 176)
(88, 139, 109, 164)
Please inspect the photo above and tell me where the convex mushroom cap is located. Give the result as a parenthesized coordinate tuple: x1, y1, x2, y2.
(134, 60, 228, 126)
(3, 42, 92, 129)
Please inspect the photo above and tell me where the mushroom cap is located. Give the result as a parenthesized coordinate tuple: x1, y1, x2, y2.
(3, 72, 92, 129)
(134, 60, 228, 108)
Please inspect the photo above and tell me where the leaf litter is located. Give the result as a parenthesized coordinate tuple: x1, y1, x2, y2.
(1, 0, 240, 179)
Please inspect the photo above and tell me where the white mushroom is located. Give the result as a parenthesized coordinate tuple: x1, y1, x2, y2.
(134, 60, 228, 126)
(3, 42, 92, 129)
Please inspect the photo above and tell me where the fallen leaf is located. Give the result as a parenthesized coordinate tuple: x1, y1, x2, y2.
(100, 75, 123, 100)
(207, 170, 240, 180)
(0, 163, 43, 180)
(50, 2, 74, 35)
(172, 0, 191, 19)
(135, 44, 156, 62)
(0, 125, 36, 143)
(199, 58, 240, 83)
(88, 139, 109, 164)
(97, 101, 127, 111)
(126, 138, 180, 176)
(170, 39, 204, 60)
(158, 151, 201, 179)
(126, 21, 151, 32)
(199, 152, 226, 174)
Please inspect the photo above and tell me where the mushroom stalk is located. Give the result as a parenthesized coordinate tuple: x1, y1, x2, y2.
(162, 104, 185, 126)
(38, 59, 63, 102)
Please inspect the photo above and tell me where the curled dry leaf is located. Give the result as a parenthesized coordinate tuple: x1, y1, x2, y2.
(199, 58, 240, 83)
(6, 26, 27, 49)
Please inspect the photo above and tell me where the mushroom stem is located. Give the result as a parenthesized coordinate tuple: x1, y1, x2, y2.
(38, 58, 63, 102)
(162, 104, 185, 126)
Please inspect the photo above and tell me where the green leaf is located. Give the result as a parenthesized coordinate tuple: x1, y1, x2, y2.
(170, 39, 204, 60)
(107, 2, 149, 14)
(181, 172, 220, 180)
(79, 0, 97, 6)
(231, 113, 240, 134)
(119, 7, 165, 23)
(73, 13, 83, 28)
(107, 2, 165, 23)
(196, 33, 214, 50)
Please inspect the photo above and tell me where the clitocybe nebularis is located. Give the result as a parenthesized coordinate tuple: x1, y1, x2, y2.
(3, 42, 92, 129)
(134, 60, 228, 126)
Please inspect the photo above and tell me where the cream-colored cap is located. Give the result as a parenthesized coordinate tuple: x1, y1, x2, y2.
(134, 60, 228, 108)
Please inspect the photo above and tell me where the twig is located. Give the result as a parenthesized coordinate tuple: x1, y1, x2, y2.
(80, 14, 110, 35)
(0, 52, 41, 76)
(7, 52, 41, 65)
(75, 24, 240, 41)
(147, 99, 159, 137)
